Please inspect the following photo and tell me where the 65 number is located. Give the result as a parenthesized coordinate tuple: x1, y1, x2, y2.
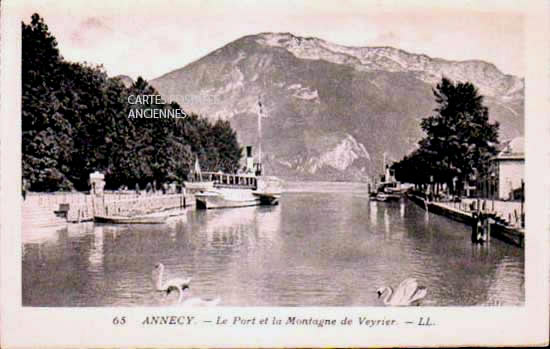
(113, 316, 126, 325)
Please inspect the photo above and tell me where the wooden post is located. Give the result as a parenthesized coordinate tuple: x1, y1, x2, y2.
(487, 218, 491, 243)
(91, 193, 96, 219)
(520, 180, 525, 228)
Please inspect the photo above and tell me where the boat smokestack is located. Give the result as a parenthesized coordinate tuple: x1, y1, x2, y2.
(246, 146, 254, 173)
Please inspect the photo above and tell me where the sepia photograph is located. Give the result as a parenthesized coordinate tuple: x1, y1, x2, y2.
(1, 0, 548, 347)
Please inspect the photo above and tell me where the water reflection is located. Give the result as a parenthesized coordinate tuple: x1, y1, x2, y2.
(369, 201, 377, 227)
(384, 207, 390, 236)
(88, 226, 104, 273)
(22, 189, 524, 307)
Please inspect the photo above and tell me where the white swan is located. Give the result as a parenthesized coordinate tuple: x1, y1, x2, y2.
(376, 278, 427, 306)
(167, 284, 221, 306)
(152, 263, 191, 293)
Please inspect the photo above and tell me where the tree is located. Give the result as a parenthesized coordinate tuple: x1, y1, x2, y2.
(22, 14, 243, 192)
(22, 14, 74, 190)
(393, 77, 499, 193)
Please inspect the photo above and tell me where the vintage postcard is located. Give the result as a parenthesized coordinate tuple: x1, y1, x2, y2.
(1, 0, 548, 347)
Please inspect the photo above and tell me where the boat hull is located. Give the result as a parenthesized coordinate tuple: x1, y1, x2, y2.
(94, 215, 167, 224)
(373, 193, 401, 202)
(195, 189, 280, 209)
(184, 181, 215, 193)
(254, 192, 280, 206)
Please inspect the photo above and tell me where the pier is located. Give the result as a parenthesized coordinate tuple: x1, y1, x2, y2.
(23, 191, 193, 229)
(407, 194, 524, 247)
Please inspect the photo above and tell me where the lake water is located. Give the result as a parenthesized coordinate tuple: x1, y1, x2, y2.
(22, 182, 524, 306)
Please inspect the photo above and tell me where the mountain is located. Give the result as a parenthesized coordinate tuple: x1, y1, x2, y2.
(150, 32, 524, 181)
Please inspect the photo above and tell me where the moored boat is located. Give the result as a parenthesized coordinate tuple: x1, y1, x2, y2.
(196, 99, 283, 209)
(184, 156, 215, 193)
(94, 214, 168, 224)
(183, 180, 215, 192)
(195, 175, 282, 209)
(369, 154, 410, 202)
(374, 192, 401, 202)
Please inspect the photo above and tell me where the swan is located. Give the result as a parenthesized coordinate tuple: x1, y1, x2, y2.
(152, 263, 191, 293)
(376, 278, 427, 306)
(167, 284, 221, 306)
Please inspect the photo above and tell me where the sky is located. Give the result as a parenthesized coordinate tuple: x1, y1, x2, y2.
(18, 0, 525, 80)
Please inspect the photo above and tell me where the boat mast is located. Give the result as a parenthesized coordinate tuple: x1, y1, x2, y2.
(194, 155, 202, 182)
(383, 152, 386, 180)
(258, 97, 263, 173)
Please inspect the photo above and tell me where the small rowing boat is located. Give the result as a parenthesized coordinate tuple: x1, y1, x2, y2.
(374, 192, 401, 202)
(94, 214, 168, 224)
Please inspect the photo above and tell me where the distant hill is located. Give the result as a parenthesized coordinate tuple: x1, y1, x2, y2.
(151, 32, 524, 181)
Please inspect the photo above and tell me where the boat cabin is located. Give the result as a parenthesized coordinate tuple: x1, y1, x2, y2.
(200, 172, 258, 189)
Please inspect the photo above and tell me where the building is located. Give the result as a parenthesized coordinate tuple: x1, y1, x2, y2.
(492, 137, 524, 200)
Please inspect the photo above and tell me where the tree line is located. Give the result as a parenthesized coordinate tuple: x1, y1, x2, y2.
(392, 77, 500, 194)
(23, 14, 242, 192)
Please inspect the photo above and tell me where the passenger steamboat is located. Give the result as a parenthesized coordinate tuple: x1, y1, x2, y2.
(193, 148, 282, 209)
(191, 98, 282, 209)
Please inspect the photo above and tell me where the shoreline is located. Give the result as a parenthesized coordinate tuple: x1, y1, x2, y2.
(407, 194, 524, 247)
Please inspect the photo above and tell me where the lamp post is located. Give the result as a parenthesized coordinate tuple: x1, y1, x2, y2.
(429, 175, 434, 201)
(491, 173, 495, 212)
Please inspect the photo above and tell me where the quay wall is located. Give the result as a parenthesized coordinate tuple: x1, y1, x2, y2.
(23, 191, 195, 228)
(68, 193, 189, 222)
(460, 198, 523, 228)
(407, 194, 524, 247)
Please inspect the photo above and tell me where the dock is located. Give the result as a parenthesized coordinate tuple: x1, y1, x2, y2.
(22, 191, 194, 230)
(407, 194, 524, 247)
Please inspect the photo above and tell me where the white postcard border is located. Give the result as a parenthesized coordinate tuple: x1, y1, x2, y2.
(1, 1, 548, 347)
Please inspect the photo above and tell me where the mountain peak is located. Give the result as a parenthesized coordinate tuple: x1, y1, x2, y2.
(249, 32, 520, 98)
